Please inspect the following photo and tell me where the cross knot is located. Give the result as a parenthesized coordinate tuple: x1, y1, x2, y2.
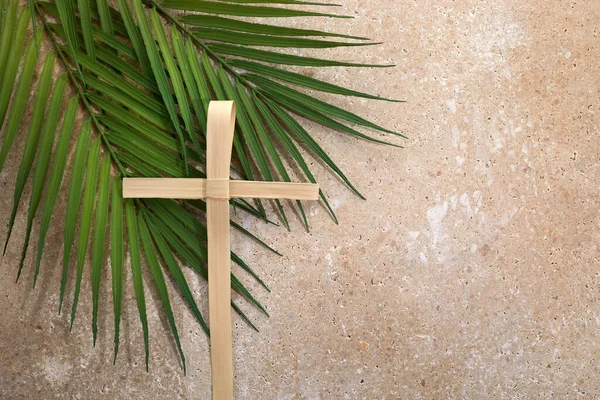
(205, 178, 230, 200)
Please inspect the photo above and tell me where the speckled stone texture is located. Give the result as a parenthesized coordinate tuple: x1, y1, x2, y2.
(1, 0, 600, 398)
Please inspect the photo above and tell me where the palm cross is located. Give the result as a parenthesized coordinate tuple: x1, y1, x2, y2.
(123, 101, 319, 399)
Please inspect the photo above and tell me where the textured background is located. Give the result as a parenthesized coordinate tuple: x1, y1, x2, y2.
(1, 0, 600, 398)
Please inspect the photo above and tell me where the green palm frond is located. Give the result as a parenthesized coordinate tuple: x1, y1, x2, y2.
(0, 0, 403, 371)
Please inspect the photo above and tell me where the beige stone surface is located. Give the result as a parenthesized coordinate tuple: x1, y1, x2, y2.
(1, 0, 600, 398)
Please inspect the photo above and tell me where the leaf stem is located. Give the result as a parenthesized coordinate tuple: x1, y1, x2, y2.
(35, 2, 128, 177)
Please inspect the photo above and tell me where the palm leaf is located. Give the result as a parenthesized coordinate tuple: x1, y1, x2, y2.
(0, 0, 17, 76)
(192, 28, 377, 48)
(132, 0, 190, 175)
(161, 0, 350, 18)
(198, 0, 340, 6)
(244, 73, 403, 137)
(263, 96, 365, 198)
(16, 74, 67, 282)
(96, 0, 114, 36)
(150, 8, 202, 156)
(171, 27, 207, 132)
(54, 0, 84, 82)
(0, 8, 32, 134)
(138, 211, 186, 374)
(91, 155, 112, 346)
(55, 0, 78, 51)
(34, 95, 79, 287)
(77, 0, 95, 59)
(0, 0, 403, 371)
(60, 120, 92, 313)
(255, 96, 338, 221)
(145, 213, 209, 334)
(70, 137, 102, 329)
(116, 0, 152, 77)
(125, 199, 150, 371)
(209, 43, 394, 67)
(110, 176, 124, 363)
(181, 15, 366, 40)
(2, 37, 52, 254)
(231, 59, 400, 102)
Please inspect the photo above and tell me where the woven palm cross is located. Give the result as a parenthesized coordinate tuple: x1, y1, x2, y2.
(123, 101, 319, 399)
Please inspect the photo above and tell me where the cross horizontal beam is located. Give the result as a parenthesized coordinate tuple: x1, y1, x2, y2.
(123, 178, 319, 201)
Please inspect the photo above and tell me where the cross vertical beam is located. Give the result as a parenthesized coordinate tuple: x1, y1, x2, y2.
(206, 101, 236, 400)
